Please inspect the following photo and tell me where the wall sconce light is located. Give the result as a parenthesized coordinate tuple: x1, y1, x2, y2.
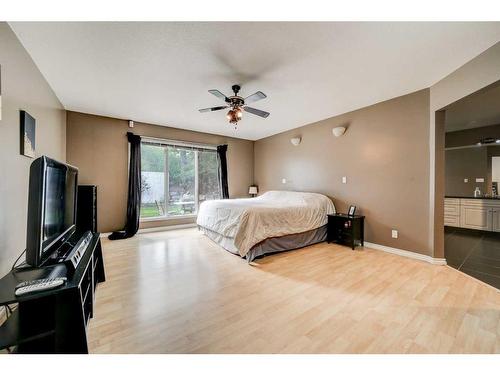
(290, 137, 301, 146)
(332, 127, 346, 137)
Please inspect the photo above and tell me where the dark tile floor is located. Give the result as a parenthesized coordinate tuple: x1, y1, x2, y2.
(445, 226, 500, 289)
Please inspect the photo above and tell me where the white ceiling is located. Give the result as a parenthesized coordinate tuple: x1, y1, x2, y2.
(445, 82, 500, 132)
(10, 22, 500, 140)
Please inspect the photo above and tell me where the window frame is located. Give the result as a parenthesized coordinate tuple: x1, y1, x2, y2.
(139, 137, 219, 222)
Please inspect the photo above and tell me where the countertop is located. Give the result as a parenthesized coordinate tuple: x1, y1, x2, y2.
(445, 196, 500, 200)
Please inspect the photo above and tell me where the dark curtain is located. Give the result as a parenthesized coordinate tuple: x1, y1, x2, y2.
(109, 132, 142, 240)
(217, 144, 229, 199)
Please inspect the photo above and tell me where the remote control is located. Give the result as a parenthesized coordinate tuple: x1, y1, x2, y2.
(15, 277, 67, 289)
(15, 277, 67, 296)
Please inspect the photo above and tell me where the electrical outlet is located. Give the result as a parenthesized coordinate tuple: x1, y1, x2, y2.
(464, 178, 469, 183)
(342, 176, 347, 184)
(392, 229, 398, 239)
(282, 178, 287, 184)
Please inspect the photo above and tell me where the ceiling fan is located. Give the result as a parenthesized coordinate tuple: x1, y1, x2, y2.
(199, 84, 269, 126)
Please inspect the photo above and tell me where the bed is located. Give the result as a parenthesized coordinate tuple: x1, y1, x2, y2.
(196, 190, 336, 262)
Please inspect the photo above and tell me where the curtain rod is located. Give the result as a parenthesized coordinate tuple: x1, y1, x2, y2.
(141, 135, 220, 150)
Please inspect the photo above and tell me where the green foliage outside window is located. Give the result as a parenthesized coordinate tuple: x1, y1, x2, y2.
(140, 143, 220, 218)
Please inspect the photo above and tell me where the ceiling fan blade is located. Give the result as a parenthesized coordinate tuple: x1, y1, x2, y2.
(244, 106, 270, 118)
(208, 89, 229, 102)
(199, 106, 228, 113)
(245, 91, 267, 104)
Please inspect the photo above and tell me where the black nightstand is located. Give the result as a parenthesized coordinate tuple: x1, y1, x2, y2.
(327, 213, 365, 250)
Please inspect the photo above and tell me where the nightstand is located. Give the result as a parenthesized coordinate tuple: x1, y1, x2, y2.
(327, 213, 365, 250)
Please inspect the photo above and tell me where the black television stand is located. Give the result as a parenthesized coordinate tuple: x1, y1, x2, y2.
(0, 232, 105, 353)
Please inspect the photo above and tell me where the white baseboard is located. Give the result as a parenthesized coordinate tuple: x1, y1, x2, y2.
(98, 227, 445, 265)
(99, 223, 197, 237)
(138, 223, 197, 234)
(363, 241, 447, 265)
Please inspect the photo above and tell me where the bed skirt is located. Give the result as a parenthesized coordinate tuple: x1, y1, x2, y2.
(199, 225, 327, 262)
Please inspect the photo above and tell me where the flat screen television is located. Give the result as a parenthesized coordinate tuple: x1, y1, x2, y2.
(26, 156, 78, 267)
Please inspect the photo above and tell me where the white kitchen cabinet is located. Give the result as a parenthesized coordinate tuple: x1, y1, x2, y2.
(444, 215, 460, 227)
(447, 197, 500, 232)
(491, 208, 500, 232)
(444, 201, 460, 216)
(444, 198, 460, 228)
(460, 205, 492, 230)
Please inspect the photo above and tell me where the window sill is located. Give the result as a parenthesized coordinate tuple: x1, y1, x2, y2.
(140, 214, 197, 222)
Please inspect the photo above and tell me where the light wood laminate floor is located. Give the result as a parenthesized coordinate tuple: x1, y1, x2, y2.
(88, 228, 500, 353)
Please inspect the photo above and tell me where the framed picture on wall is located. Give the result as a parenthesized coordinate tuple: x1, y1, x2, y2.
(20, 110, 36, 158)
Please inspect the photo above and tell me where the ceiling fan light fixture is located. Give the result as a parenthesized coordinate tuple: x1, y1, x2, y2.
(226, 109, 239, 124)
(200, 84, 269, 127)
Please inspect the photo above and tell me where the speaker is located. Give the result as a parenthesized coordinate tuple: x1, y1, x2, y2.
(76, 185, 97, 233)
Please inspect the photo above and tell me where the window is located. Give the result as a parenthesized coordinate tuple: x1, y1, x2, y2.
(198, 149, 221, 204)
(140, 140, 221, 219)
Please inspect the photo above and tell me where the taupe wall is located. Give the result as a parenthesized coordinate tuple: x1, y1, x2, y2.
(0, 23, 66, 277)
(445, 148, 488, 196)
(255, 89, 431, 255)
(66, 111, 254, 233)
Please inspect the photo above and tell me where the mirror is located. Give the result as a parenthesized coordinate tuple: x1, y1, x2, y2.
(445, 142, 500, 197)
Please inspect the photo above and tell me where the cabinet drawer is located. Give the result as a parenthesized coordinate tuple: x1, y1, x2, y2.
(444, 204, 460, 216)
(444, 215, 460, 227)
(484, 199, 500, 207)
(460, 199, 500, 207)
(461, 199, 487, 207)
(445, 198, 460, 206)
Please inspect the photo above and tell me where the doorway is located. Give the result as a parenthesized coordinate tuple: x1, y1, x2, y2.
(441, 81, 500, 289)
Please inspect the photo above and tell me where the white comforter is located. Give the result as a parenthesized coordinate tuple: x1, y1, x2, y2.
(196, 190, 335, 257)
